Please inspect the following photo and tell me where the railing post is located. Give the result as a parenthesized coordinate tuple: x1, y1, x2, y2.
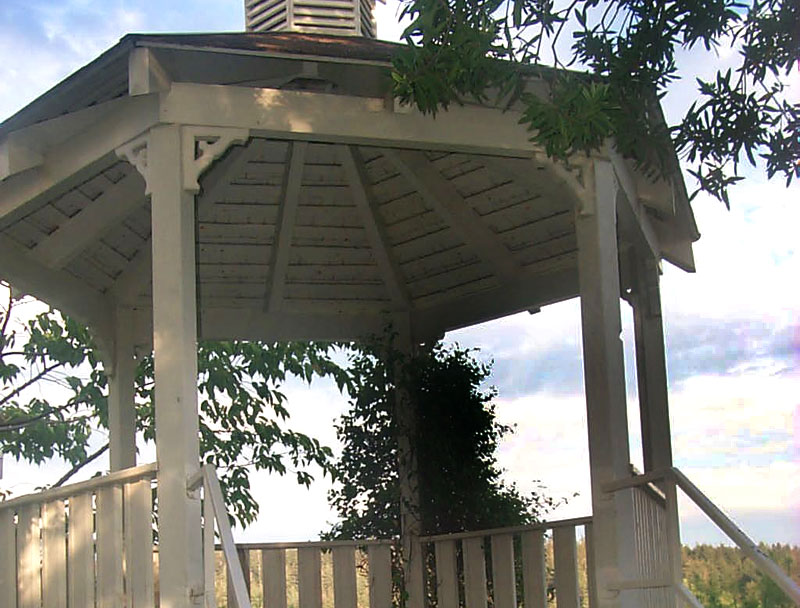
(0, 507, 16, 608)
(576, 159, 637, 608)
(147, 124, 204, 607)
(664, 477, 683, 607)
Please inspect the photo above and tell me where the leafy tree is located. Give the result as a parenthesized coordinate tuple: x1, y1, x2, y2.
(327, 339, 555, 540)
(391, 0, 798, 206)
(682, 543, 800, 607)
(0, 282, 350, 525)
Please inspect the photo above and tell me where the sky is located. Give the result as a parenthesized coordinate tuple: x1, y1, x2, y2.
(0, 0, 798, 547)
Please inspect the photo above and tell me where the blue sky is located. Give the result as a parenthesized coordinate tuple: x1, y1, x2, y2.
(0, 0, 798, 546)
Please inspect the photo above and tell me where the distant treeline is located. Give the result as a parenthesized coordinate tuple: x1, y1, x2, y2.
(683, 544, 800, 608)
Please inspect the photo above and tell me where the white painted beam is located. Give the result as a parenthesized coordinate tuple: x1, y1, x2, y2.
(413, 266, 578, 341)
(0, 95, 158, 227)
(155, 308, 405, 342)
(128, 47, 171, 96)
(607, 149, 661, 261)
(160, 83, 537, 156)
(108, 243, 152, 305)
(148, 124, 203, 608)
(339, 145, 410, 309)
(0, 235, 112, 348)
(0, 135, 43, 180)
(575, 159, 636, 608)
(267, 141, 306, 311)
(382, 148, 519, 283)
(31, 172, 146, 269)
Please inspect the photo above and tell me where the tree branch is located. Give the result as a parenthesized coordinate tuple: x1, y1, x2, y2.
(0, 362, 62, 407)
(52, 443, 109, 488)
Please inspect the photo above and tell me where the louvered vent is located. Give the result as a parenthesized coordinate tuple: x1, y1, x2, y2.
(245, 0, 377, 37)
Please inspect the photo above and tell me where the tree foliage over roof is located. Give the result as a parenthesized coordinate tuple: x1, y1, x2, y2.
(391, 0, 799, 206)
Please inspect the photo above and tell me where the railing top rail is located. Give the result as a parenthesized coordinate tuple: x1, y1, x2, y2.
(229, 538, 396, 551)
(418, 515, 593, 543)
(0, 462, 158, 511)
(601, 466, 674, 494)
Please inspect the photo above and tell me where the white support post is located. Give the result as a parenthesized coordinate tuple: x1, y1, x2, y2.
(391, 324, 423, 608)
(108, 306, 137, 472)
(148, 124, 203, 607)
(575, 160, 636, 608)
(630, 256, 673, 473)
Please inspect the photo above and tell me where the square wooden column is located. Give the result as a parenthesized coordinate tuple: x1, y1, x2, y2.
(148, 124, 203, 607)
(391, 326, 423, 608)
(576, 160, 636, 608)
(630, 256, 673, 472)
(108, 306, 137, 471)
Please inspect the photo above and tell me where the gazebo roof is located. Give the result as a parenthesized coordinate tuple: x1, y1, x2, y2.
(0, 32, 698, 351)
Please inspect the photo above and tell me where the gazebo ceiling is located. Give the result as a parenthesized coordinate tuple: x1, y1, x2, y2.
(0, 32, 699, 349)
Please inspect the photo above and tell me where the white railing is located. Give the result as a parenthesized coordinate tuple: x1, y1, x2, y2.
(217, 516, 596, 608)
(212, 537, 395, 608)
(604, 467, 800, 607)
(0, 462, 158, 608)
(416, 517, 595, 608)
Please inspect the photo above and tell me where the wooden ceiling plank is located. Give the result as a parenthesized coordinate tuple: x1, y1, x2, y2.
(382, 148, 520, 283)
(266, 141, 307, 311)
(339, 145, 410, 309)
(31, 172, 146, 269)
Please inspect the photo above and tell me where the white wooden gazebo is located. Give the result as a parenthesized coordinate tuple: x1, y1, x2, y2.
(2, 5, 798, 608)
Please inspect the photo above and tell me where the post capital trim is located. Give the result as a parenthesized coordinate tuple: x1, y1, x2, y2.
(115, 134, 150, 193)
(181, 126, 250, 193)
(115, 126, 250, 195)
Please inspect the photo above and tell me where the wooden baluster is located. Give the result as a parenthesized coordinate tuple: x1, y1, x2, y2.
(521, 530, 547, 608)
(553, 526, 580, 608)
(68, 493, 95, 607)
(228, 548, 251, 608)
(125, 479, 155, 608)
(298, 547, 322, 608)
(0, 507, 17, 608)
(263, 548, 288, 608)
(491, 534, 517, 608)
(368, 544, 392, 608)
(435, 540, 458, 608)
(333, 546, 358, 608)
(463, 537, 487, 608)
(584, 524, 598, 608)
(17, 503, 41, 608)
(42, 500, 67, 608)
(406, 540, 425, 608)
(96, 485, 124, 608)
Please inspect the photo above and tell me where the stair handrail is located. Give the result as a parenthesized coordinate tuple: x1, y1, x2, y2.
(189, 464, 252, 608)
(603, 466, 800, 606)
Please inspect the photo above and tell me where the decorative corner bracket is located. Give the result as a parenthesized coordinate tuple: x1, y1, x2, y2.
(115, 134, 150, 193)
(181, 127, 250, 193)
(532, 151, 594, 215)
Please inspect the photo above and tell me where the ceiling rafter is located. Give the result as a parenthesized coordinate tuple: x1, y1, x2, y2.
(265, 140, 307, 312)
(0, 235, 113, 347)
(381, 148, 520, 283)
(31, 172, 147, 269)
(339, 144, 410, 310)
